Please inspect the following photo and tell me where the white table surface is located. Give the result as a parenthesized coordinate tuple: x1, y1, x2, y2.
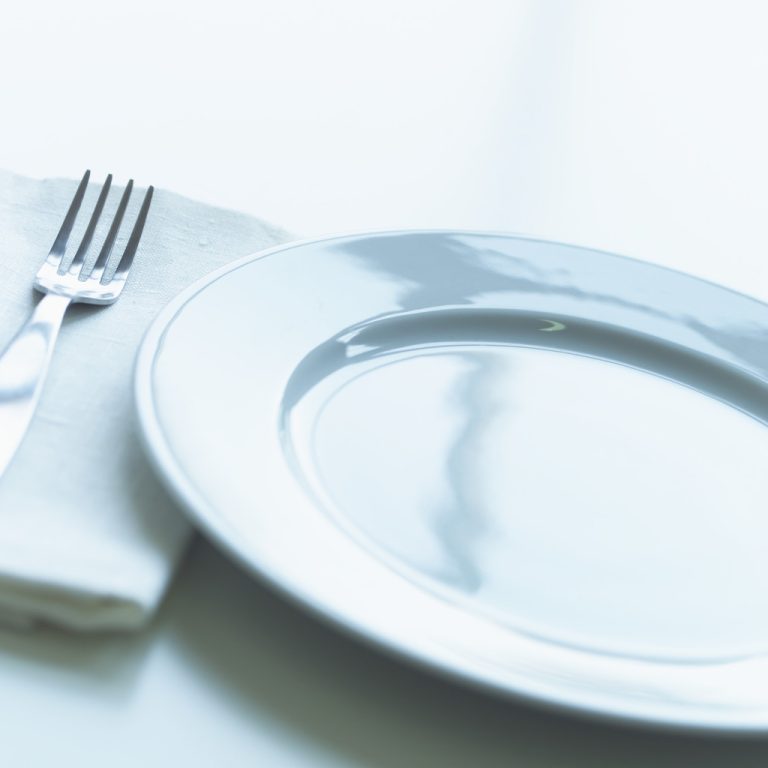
(2, 1, 768, 764)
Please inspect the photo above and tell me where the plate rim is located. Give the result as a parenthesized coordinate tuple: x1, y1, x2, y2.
(133, 229, 768, 735)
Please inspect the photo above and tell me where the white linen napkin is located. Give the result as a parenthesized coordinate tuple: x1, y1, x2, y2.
(0, 170, 291, 630)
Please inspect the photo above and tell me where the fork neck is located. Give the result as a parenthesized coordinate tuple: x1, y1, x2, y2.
(0, 291, 71, 476)
(32, 292, 71, 328)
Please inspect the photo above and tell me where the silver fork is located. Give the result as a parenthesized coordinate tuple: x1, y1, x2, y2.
(0, 171, 154, 476)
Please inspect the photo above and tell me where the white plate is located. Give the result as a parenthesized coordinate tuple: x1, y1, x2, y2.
(135, 231, 768, 732)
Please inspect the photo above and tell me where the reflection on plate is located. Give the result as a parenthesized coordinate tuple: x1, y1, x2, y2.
(135, 231, 768, 732)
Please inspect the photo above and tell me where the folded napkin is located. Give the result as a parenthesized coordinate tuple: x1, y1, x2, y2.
(0, 170, 291, 630)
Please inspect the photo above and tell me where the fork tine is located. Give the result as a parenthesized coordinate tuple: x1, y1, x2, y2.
(63, 173, 112, 278)
(90, 180, 133, 279)
(49, 170, 90, 263)
(106, 185, 154, 284)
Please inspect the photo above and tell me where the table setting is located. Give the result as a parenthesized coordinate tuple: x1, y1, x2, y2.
(2, 1, 768, 765)
(2, 162, 768, 731)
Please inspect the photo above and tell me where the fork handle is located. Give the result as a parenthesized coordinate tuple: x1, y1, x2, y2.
(0, 293, 71, 476)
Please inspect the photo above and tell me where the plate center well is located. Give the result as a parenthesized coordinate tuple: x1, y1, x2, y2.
(282, 309, 768, 661)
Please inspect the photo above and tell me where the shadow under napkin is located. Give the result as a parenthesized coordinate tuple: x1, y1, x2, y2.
(0, 608, 152, 701)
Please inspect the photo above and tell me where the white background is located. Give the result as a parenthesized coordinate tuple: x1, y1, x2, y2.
(1, 1, 768, 764)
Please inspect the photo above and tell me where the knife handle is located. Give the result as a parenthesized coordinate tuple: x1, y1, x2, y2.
(0, 293, 71, 476)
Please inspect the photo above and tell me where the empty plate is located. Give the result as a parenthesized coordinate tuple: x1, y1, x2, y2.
(135, 231, 768, 732)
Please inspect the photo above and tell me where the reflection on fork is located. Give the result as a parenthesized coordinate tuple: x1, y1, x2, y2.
(0, 170, 154, 475)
